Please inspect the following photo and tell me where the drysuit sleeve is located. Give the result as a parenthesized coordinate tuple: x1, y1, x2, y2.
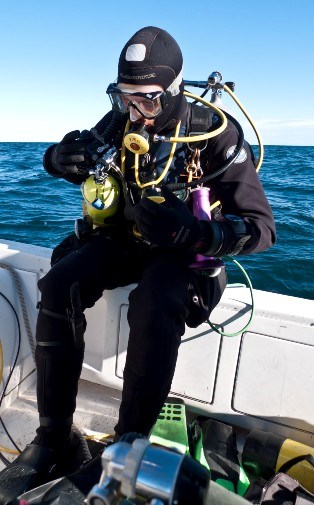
(204, 119, 276, 255)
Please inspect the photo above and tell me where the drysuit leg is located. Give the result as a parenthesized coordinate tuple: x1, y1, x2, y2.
(34, 233, 139, 446)
(34, 284, 85, 444)
(115, 253, 191, 437)
(0, 234, 142, 504)
(115, 253, 227, 437)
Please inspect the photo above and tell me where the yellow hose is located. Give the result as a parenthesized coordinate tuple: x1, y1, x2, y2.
(134, 121, 181, 189)
(131, 90, 229, 189)
(119, 85, 263, 211)
(121, 91, 228, 175)
(161, 91, 228, 143)
(0, 445, 19, 455)
(223, 84, 264, 172)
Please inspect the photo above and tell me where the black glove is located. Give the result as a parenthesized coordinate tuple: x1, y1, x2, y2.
(134, 186, 201, 249)
(49, 130, 93, 175)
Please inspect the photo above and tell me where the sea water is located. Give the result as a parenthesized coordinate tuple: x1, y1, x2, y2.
(0, 143, 313, 300)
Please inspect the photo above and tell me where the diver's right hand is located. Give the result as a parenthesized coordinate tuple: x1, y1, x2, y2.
(50, 130, 93, 175)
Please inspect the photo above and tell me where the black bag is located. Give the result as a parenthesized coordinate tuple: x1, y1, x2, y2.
(257, 472, 314, 504)
(245, 455, 314, 504)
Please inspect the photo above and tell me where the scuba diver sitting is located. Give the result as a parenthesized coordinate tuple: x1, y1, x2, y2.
(0, 26, 276, 503)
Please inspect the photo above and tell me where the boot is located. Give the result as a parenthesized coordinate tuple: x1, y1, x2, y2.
(0, 429, 90, 505)
(18, 455, 104, 504)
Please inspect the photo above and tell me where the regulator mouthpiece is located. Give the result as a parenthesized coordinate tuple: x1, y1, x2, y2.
(124, 126, 150, 154)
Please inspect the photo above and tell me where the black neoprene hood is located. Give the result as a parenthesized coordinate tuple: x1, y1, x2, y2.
(118, 26, 183, 94)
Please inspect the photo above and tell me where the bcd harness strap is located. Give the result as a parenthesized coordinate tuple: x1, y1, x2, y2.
(184, 104, 215, 182)
(188, 103, 214, 149)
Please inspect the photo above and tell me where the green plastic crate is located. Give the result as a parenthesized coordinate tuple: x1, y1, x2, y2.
(150, 398, 189, 454)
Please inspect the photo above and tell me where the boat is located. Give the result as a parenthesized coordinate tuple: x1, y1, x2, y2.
(0, 237, 313, 503)
(0, 73, 313, 503)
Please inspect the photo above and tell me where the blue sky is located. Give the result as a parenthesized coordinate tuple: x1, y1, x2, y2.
(0, 0, 313, 145)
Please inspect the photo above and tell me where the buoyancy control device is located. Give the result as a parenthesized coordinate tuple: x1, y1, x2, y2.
(76, 71, 263, 258)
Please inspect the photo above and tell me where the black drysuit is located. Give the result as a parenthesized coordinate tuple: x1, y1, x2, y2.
(37, 106, 276, 437)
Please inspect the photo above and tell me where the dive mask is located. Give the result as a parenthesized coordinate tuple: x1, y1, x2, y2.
(106, 83, 169, 119)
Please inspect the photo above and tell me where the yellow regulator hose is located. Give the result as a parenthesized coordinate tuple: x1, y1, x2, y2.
(223, 84, 264, 172)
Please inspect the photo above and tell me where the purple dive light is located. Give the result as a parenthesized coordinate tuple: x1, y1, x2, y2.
(189, 187, 225, 277)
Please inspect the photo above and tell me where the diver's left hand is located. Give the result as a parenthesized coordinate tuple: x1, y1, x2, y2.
(134, 186, 200, 248)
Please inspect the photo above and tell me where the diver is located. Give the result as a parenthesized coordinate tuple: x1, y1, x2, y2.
(0, 26, 276, 503)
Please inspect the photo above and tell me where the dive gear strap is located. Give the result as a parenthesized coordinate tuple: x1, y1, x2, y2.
(39, 416, 73, 427)
(188, 103, 213, 148)
(36, 282, 85, 349)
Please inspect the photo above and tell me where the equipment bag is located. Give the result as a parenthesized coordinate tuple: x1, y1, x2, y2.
(257, 471, 314, 504)
(245, 454, 314, 504)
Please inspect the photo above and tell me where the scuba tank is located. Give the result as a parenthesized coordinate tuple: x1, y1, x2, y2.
(242, 429, 314, 493)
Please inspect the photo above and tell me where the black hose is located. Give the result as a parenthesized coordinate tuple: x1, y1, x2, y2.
(86, 111, 127, 162)
(186, 87, 210, 105)
(0, 291, 23, 462)
(97, 111, 126, 145)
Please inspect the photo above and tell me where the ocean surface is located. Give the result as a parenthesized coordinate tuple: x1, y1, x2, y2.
(0, 143, 313, 300)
